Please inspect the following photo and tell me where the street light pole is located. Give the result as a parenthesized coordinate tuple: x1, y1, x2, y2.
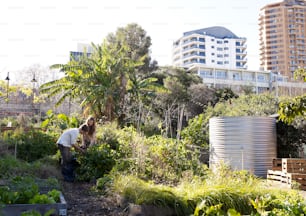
(31, 73, 37, 106)
(31, 73, 38, 117)
(5, 72, 10, 105)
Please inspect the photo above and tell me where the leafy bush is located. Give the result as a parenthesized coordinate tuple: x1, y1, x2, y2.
(0, 176, 60, 205)
(11, 130, 57, 162)
(76, 144, 116, 182)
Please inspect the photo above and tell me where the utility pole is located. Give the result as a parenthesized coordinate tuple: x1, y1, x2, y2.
(5, 72, 10, 106)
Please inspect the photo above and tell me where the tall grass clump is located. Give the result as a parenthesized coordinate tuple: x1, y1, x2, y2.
(106, 164, 306, 215)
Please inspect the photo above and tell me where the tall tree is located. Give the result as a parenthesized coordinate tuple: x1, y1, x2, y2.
(106, 23, 158, 77)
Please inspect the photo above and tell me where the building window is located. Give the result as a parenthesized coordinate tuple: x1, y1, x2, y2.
(217, 47, 223, 51)
(257, 75, 266, 82)
(217, 61, 223, 65)
(199, 59, 205, 63)
(217, 40, 222, 44)
(199, 70, 213, 78)
(233, 73, 240, 80)
(216, 70, 226, 79)
(211, 46, 215, 49)
(217, 54, 223, 58)
(199, 38, 205, 42)
(199, 45, 205, 49)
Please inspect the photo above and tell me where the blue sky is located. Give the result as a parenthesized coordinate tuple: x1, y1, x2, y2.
(0, 0, 278, 78)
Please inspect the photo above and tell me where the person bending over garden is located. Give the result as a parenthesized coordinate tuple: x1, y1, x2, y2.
(57, 124, 89, 182)
(81, 116, 97, 149)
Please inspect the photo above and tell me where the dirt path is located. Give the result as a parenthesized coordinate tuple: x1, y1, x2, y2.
(60, 181, 128, 216)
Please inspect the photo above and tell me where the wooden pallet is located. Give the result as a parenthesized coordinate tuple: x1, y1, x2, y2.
(267, 170, 287, 182)
(267, 158, 306, 190)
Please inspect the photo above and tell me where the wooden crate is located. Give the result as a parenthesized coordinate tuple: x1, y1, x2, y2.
(286, 173, 306, 190)
(272, 158, 282, 171)
(282, 158, 306, 174)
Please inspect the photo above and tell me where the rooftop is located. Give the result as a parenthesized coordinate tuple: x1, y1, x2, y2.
(183, 26, 240, 39)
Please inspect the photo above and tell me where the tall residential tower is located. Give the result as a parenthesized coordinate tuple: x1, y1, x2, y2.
(172, 26, 247, 69)
(259, 0, 306, 79)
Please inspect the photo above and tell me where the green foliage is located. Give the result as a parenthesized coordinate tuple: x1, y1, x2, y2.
(112, 175, 192, 216)
(0, 155, 60, 179)
(278, 94, 306, 124)
(21, 209, 55, 216)
(11, 129, 57, 162)
(194, 202, 224, 216)
(294, 68, 306, 82)
(110, 170, 306, 216)
(145, 135, 205, 181)
(206, 93, 279, 117)
(41, 110, 79, 134)
(0, 117, 18, 127)
(181, 114, 209, 148)
(0, 155, 32, 178)
(76, 124, 205, 183)
(29, 194, 56, 204)
(76, 144, 116, 182)
(0, 176, 60, 205)
(214, 87, 238, 104)
(47, 189, 61, 203)
(96, 175, 113, 192)
(106, 23, 156, 76)
(278, 69, 305, 125)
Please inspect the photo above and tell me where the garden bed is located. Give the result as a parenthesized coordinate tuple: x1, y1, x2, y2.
(1, 192, 67, 216)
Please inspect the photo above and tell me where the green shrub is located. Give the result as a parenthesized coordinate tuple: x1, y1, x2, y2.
(76, 144, 116, 181)
(13, 130, 57, 162)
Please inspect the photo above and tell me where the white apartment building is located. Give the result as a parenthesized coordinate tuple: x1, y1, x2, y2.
(172, 26, 247, 69)
(173, 26, 305, 96)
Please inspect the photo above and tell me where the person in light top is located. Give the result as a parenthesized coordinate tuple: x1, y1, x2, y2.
(57, 124, 89, 182)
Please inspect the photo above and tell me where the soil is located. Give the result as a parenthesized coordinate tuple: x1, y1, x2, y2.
(60, 181, 129, 216)
(60, 180, 306, 216)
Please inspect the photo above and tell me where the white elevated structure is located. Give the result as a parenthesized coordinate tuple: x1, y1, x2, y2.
(188, 64, 306, 96)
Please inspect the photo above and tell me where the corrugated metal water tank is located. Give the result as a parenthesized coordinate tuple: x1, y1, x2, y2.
(209, 116, 276, 177)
